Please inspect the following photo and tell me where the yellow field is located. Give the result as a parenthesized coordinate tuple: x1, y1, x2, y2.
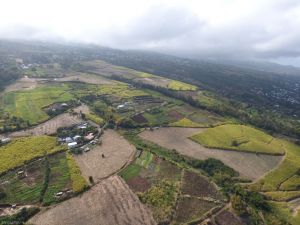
(169, 118, 202, 128)
(0, 136, 65, 174)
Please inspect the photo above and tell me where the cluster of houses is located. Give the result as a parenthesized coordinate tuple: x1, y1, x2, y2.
(58, 122, 102, 151)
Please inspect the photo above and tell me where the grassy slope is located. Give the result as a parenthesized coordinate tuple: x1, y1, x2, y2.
(2, 84, 73, 124)
(190, 124, 284, 155)
(167, 80, 197, 91)
(66, 152, 88, 193)
(0, 136, 65, 174)
(252, 141, 300, 192)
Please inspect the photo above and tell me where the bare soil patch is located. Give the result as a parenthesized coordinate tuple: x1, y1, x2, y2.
(215, 210, 245, 225)
(29, 175, 156, 225)
(182, 171, 222, 199)
(4, 77, 39, 93)
(132, 114, 148, 124)
(9, 113, 82, 137)
(127, 176, 151, 192)
(139, 127, 283, 180)
(74, 130, 135, 183)
(168, 110, 184, 120)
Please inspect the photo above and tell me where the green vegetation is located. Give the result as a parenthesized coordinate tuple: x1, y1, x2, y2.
(43, 152, 72, 205)
(119, 164, 142, 181)
(86, 113, 104, 125)
(264, 191, 300, 201)
(66, 152, 88, 193)
(135, 151, 153, 168)
(190, 124, 285, 155)
(169, 117, 202, 127)
(2, 84, 74, 124)
(251, 141, 300, 192)
(167, 80, 197, 91)
(0, 159, 46, 204)
(139, 180, 179, 224)
(0, 136, 65, 174)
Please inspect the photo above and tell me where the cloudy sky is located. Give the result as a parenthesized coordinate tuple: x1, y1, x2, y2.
(1, 0, 300, 65)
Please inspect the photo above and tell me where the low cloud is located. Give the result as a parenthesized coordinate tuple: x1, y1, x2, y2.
(0, 0, 300, 64)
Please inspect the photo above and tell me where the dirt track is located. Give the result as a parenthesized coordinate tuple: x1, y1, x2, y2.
(29, 175, 156, 225)
(74, 130, 135, 183)
(139, 127, 283, 180)
(56, 73, 115, 85)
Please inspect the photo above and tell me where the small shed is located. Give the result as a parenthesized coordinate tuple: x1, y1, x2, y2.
(68, 142, 78, 149)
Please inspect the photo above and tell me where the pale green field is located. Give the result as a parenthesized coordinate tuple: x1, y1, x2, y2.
(264, 191, 300, 201)
(167, 80, 197, 91)
(2, 84, 73, 124)
(0, 136, 65, 174)
(190, 124, 284, 155)
(169, 118, 202, 128)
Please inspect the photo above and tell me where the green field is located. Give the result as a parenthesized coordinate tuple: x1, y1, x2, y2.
(0, 159, 46, 204)
(0, 136, 65, 174)
(2, 84, 74, 124)
(43, 152, 72, 205)
(190, 124, 285, 155)
(167, 80, 197, 91)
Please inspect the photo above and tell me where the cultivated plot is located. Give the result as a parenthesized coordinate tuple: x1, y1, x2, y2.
(74, 130, 135, 183)
(29, 175, 156, 225)
(139, 127, 283, 180)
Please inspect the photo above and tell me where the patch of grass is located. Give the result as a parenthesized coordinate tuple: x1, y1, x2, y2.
(66, 152, 88, 193)
(167, 80, 197, 91)
(138, 180, 179, 224)
(2, 84, 74, 124)
(135, 151, 153, 169)
(86, 113, 104, 125)
(263, 191, 300, 201)
(251, 141, 300, 191)
(190, 124, 285, 155)
(0, 136, 65, 174)
(169, 117, 202, 127)
(280, 175, 300, 191)
(119, 164, 142, 181)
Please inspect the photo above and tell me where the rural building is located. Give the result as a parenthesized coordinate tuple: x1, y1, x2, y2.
(73, 135, 81, 141)
(1, 138, 11, 144)
(84, 133, 94, 141)
(68, 142, 78, 149)
(65, 137, 73, 143)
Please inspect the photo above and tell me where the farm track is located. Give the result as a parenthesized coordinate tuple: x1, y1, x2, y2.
(139, 127, 283, 180)
(29, 175, 156, 225)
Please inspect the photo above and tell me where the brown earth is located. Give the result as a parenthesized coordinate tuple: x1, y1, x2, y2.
(182, 171, 222, 200)
(168, 110, 184, 120)
(74, 129, 135, 183)
(29, 175, 156, 225)
(132, 114, 148, 124)
(214, 210, 245, 225)
(139, 127, 283, 180)
(3, 77, 39, 93)
(127, 176, 151, 192)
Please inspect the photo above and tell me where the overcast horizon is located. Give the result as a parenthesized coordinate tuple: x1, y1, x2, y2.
(1, 0, 300, 66)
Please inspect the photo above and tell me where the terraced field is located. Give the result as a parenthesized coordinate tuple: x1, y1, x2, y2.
(139, 127, 283, 180)
(56, 72, 115, 85)
(29, 175, 156, 225)
(190, 124, 285, 155)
